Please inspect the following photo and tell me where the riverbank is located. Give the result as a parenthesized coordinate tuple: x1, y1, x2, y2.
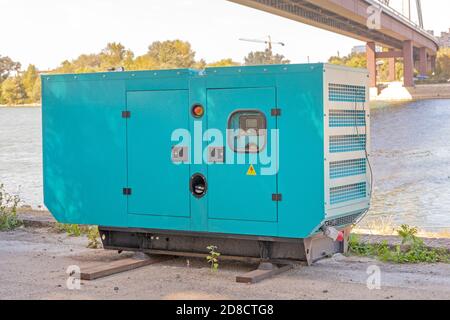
(411, 83, 450, 100)
(371, 82, 450, 101)
(0, 104, 40, 108)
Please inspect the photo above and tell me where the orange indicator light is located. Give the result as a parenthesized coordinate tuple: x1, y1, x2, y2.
(192, 105, 204, 118)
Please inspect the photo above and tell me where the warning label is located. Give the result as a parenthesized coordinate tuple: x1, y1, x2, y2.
(247, 164, 257, 176)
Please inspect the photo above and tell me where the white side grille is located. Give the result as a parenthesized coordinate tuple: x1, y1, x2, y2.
(324, 65, 371, 217)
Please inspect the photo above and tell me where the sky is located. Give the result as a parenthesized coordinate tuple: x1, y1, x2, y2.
(0, 0, 449, 70)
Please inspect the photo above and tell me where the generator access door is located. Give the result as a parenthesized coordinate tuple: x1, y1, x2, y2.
(206, 87, 278, 223)
(126, 90, 190, 217)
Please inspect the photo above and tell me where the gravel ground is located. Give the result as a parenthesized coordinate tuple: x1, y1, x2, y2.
(0, 227, 449, 300)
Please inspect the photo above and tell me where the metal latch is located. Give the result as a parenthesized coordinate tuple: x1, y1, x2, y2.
(272, 194, 282, 202)
(172, 146, 188, 163)
(271, 108, 281, 117)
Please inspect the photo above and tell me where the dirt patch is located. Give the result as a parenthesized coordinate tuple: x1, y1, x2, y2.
(0, 228, 449, 300)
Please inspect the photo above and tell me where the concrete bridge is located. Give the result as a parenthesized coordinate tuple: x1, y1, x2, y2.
(228, 0, 439, 89)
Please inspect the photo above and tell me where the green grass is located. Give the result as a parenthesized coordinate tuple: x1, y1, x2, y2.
(54, 223, 101, 249)
(87, 226, 101, 249)
(349, 225, 450, 264)
(206, 245, 220, 272)
(0, 210, 22, 231)
(54, 223, 87, 236)
(0, 183, 22, 231)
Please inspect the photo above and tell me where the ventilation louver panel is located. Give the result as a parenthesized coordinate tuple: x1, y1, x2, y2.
(329, 109, 366, 127)
(330, 158, 366, 179)
(330, 182, 367, 205)
(329, 83, 366, 102)
(329, 135, 366, 153)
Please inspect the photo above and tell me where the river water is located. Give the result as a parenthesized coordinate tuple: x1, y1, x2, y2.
(1, 100, 450, 231)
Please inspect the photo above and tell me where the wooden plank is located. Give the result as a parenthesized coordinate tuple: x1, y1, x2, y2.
(80, 255, 171, 281)
(143, 249, 263, 264)
(236, 264, 293, 284)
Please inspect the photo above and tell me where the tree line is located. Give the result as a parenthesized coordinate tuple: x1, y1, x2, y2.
(0, 40, 289, 106)
(2, 40, 449, 106)
(328, 48, 450, 83)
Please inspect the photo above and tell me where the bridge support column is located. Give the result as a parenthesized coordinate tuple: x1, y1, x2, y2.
(388, 49, 396, 82)
(403, 40, 414, 87)
(430, 55, 437, 73)
(419, 47, 427, 76)
(366, 42, 377, 88)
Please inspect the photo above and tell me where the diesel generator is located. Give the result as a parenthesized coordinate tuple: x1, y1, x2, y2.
(42, 63, 371, 265)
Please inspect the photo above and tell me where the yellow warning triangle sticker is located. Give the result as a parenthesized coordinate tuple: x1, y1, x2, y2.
(247, 164, 257, 176)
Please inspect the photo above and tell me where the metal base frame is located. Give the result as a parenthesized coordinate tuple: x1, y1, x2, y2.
(99, 226, 352, 266)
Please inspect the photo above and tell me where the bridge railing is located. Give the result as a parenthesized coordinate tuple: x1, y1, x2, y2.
(368, 0, 437, 42)
(370, 0, 420, 28)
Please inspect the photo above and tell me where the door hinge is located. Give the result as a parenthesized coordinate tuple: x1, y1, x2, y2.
(123, 188, 132, 196)
(272, 194, 282, 202)
(271, 108, 281, 117)
(122, 111, 131, 118)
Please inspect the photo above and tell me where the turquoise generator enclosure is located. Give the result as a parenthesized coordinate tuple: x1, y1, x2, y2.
(42, 64, 371, 264)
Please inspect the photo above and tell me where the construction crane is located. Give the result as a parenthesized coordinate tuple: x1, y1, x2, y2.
(239, 36, 285, 51)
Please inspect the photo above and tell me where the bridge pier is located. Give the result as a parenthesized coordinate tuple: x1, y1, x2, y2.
(388, 49, 396, 82)
(403, 40, 414, 88)
(430, 55, 437, 73)
(366, 42, 377, 88)
(419, 47, 428, 77)
(367, 40, 420, 90)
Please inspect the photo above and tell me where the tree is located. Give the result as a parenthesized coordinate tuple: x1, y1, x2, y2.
(194, 59, 207, 70)
(1, 76, 26, 105)
(244, 49, 289, 66)
(56, 60, 75, 74)
(22, 64, 40, 103)
(207, 58, 240, 67)
(99, 42, 134, 70)
(70, 54, 102, 73)
(329, 51, 408, 82)
(54, 54, 102, 74)
(51, 41, 200, 73)
(28, 77, 41, 103)
(0, 55, 21, 82)
(128, 55, 158, 71)
(329, 52, 367, 69)
(436, 48, 450, 80)
(146, 40, 197, 69)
